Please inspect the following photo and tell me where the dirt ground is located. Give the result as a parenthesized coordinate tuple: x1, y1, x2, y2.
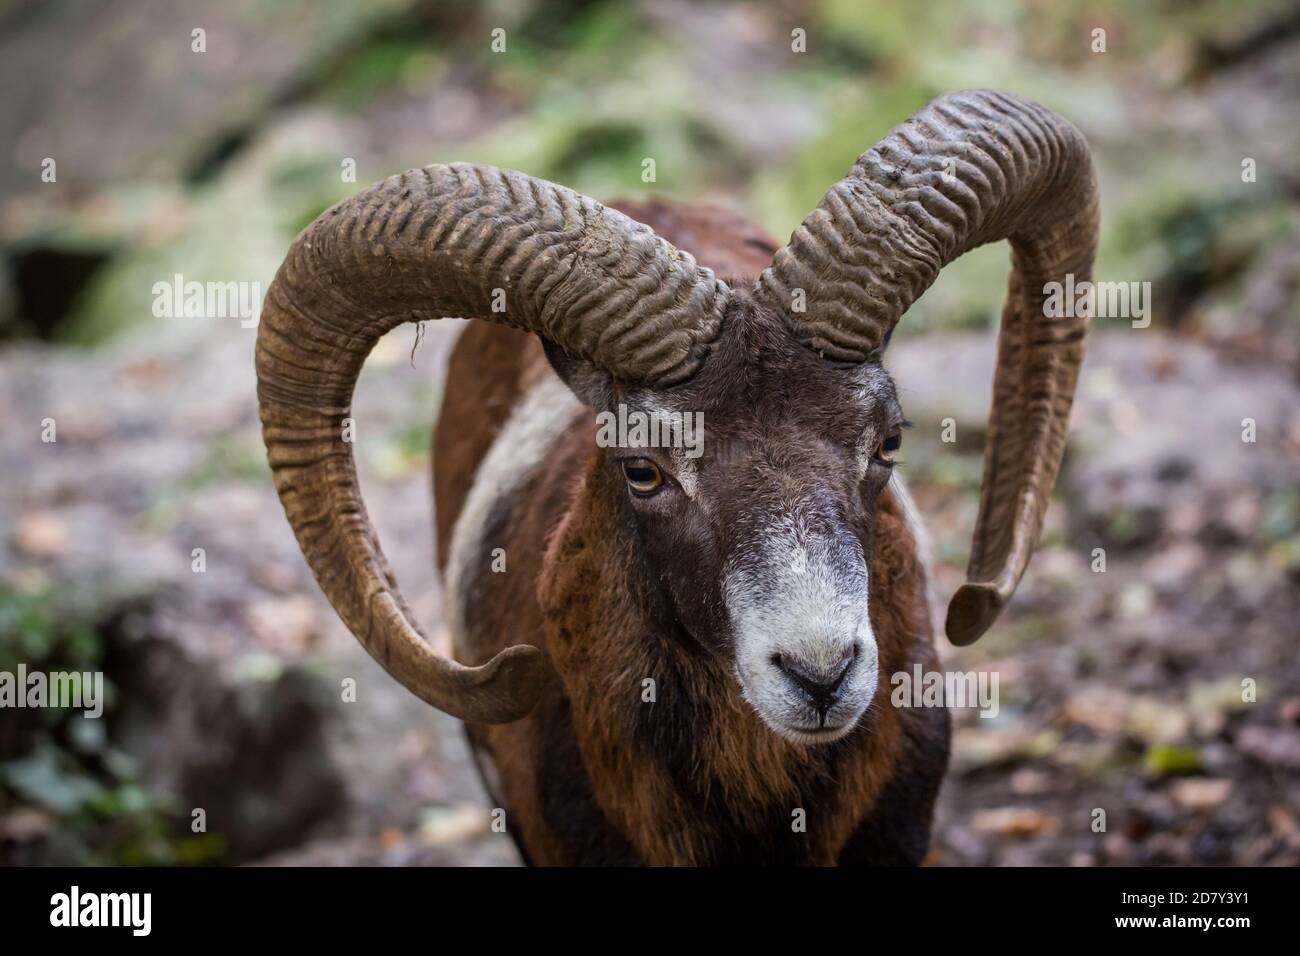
(4, 316, 1298, 866)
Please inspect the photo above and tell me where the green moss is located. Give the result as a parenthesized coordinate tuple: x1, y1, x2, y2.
(1260, 490, 1298, 542)
(0, 588, 102, 671)
(1144, 744, 1203, 777)
(0, 586, 221, 865)
(320, 36, 435, 109)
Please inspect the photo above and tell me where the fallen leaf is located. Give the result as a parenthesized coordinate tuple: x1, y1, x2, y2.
(1128, 697, 1191, 745)
(0, 807, 56, 842)
(952, 726, 1061, 773)
(1062, 687, 1190, 743)
(1062, 686, 1129, 734)
(1236, 726, 1300, 770)
(1010, 768, 1054, 795)
(13, 512, 70, 558)
(1169, 778, 1232, 811)
(970, 807, 1060, 838)
(1267, 805, 1300, 848)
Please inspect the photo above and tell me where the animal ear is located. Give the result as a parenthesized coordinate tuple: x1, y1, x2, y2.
(542, 338, 617, 409)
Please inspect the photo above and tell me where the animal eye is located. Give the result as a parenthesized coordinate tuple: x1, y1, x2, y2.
(622, 458, 664, 495)
(875, 431, 902, 463)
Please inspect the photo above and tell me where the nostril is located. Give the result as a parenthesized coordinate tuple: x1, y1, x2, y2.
(772, 652, 855, 715)
(825, 658, 853, 702)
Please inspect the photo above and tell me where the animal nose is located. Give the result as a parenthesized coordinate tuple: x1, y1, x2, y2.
(772, 648, 857, 719)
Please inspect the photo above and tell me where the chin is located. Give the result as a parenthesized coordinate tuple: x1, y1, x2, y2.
(768, 719, 862, 747)
(739, 662, 879, 747)
(743, 687, 876, 747)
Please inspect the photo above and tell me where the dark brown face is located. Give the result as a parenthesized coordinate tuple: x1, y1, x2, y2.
(559, 294, 907, 744)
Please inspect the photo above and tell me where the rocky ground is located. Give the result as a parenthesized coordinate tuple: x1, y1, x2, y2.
(3, 317, 1297, 866)
(1, 0, 1298, 866)
(899, 333, 1300, 865)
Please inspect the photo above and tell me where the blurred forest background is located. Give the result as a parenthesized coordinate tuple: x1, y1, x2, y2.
(1, 0, 1297, 866)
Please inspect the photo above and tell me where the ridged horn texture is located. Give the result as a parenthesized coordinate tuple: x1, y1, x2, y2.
(756, 90, 1099, 647)
(256, 162, 728, 723)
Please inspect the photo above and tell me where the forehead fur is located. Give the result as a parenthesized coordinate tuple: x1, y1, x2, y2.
(620, 289, 900, 440)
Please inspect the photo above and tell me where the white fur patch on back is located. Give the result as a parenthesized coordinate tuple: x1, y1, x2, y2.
(444, 373, 579, 654)
(888, 471, 935, 635)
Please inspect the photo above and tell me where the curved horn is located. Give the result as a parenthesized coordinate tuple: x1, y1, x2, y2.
(756, 90, 1098, 646)
(256, 163, 728, 722)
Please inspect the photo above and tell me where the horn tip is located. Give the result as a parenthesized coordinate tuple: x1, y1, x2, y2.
(463, 644, 552, 724)
(944, 582, 1005, 646)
